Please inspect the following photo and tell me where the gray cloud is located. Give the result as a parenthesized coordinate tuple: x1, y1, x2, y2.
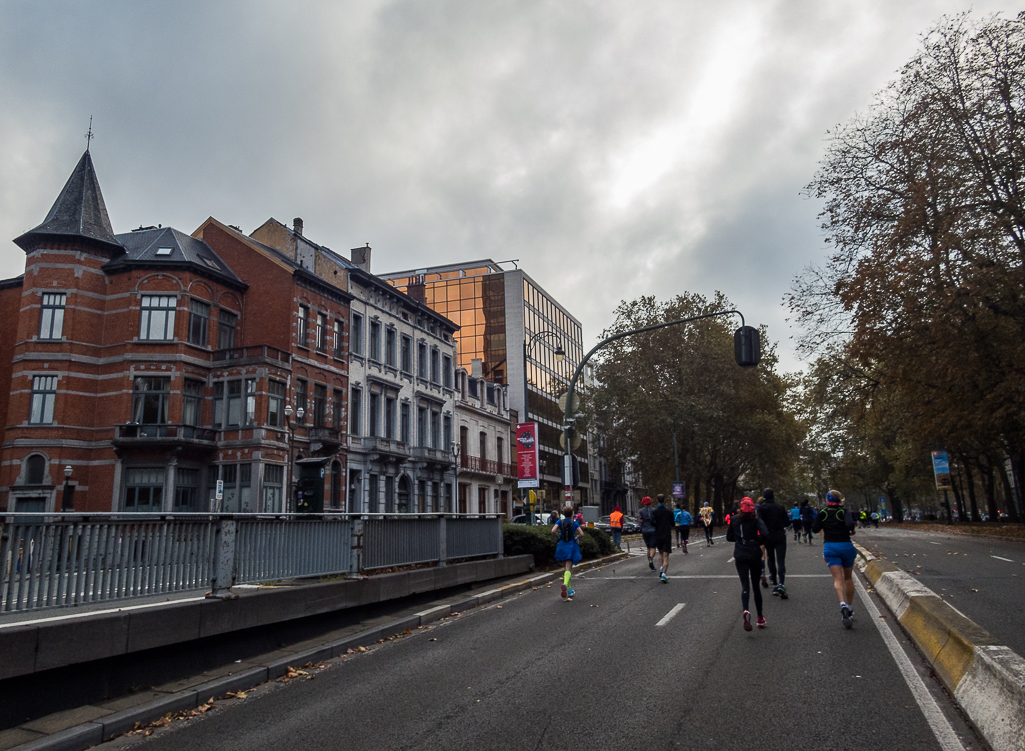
(1, 0, 1018, 372)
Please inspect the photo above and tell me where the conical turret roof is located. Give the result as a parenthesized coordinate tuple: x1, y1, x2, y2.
(14, 150, 124, 254)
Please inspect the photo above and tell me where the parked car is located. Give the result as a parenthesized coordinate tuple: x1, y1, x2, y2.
(622, 516, 641, 534)
(509, 514, 548, 526)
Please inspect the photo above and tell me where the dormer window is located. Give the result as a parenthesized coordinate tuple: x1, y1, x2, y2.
(156, 247, 174, 256)
(197, 254, 220, 270)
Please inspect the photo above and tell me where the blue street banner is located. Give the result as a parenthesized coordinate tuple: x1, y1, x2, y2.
(931, 450, 953, 490)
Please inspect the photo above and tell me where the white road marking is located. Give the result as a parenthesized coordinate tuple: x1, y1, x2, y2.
(854, 576, 966, 751)
(586, 574, 831, 580)
(0, 595, 207, 629)
(656, 603, 686, 627)
(929, 542, 941, 545)
(727, 557, 735, 563)
(991, 555, 1013, 562)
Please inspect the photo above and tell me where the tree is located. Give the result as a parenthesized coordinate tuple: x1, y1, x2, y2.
(585, 293, 802, 519)
(788, 12, 1025, 521)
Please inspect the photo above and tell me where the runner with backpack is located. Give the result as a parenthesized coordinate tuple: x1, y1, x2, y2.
(552, 505, 584, 600)
(790, 503, 802, 542)
(812, 489, 858, 628)
(727, 497, 769, 630)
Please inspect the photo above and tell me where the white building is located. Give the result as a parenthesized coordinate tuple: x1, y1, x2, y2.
(454, 361, 517, 517)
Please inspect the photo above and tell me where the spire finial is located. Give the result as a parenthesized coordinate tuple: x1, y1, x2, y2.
(85, 116, 94, 152)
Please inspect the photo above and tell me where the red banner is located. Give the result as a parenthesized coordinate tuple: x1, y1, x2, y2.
(516, 422, 540, 488)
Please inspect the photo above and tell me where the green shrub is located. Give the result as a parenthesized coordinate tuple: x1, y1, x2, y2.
(503, 524, 556, 567)
(582, 527, 615, 556)
(577, 531, 599, 559)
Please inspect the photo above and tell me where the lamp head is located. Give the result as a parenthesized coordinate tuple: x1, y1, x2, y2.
(554, 344, 565, 364)
(64, 465, 73, 479)
(285, 404, 293, 418)
(296, 407, 305, 420)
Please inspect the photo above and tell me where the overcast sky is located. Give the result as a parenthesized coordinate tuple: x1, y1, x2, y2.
(0, 0, 1019, 373)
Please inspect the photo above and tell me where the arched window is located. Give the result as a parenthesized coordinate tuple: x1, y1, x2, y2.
(25, 455, 46, 485)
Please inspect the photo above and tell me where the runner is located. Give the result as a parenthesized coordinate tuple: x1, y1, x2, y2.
(552, 505, 584, 600)
(727, 497, 769, 630)
(811, 489, 858, 628)
(674, 504, 692, 553)
(652, 494, 674, 583)
(639, 497, 657, 569)
(800, 499, 816, 544)
(699, 502, 715, 546)
(758, 488, 790, 599)
(790, 503, 802, 542)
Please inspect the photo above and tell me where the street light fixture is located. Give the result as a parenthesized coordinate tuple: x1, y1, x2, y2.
(523, 330, 565, 524)
(61, 464, 75, 512)
(284, 404, 305, 513)
(451, 441, 461, 514)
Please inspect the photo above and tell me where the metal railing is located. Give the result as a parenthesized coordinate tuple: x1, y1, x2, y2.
(459, 455, 515, 478)
(1, 512, 502, 613)
(114, 424, 218, 442)
(213, 345, 291, 364)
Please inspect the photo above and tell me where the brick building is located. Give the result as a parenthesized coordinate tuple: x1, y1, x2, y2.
(0, 150, 350, 513)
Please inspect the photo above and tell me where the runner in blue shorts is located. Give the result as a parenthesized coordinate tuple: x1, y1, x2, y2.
(552, 506, 584, 600)
(812, 489, 857, 628)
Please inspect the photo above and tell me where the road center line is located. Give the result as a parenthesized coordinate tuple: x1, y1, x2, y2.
(991, 555, 1013, 562)
(656, 603, 685, 627)
(929, 542, 941, 545)
(854, 576, 965, 751)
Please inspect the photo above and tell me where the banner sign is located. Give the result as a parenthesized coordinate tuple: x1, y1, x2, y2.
(516, 422, 540, 488)
(931, 450, 953, 490)
(672, 482, 685, 499)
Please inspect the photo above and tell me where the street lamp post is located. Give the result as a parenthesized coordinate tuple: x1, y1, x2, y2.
(523, 330, 565, 524)
(451, 441, 460, 514)
(560, 310, 758, 506)
(284, 404, 305, 513)
(60, 465, 75, 512)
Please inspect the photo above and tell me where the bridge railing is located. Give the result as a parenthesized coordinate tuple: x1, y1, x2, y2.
(1, 513, 503, 614)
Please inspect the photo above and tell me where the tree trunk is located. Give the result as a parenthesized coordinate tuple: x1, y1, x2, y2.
(951, 456, 967, 522)
(997, 457, 1020, 522)
(980, 456, 1000, 522)
(886, 484, 904, 522)
(962, 459, 982, 522)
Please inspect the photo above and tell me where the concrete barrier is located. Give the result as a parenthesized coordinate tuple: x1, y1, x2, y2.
(856, 544, 1025, 751)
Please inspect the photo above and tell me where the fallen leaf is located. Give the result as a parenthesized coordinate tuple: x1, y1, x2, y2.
(429, 638, 438, 642)
(971, 588, 979, 592)
(496, 606, 502, 609)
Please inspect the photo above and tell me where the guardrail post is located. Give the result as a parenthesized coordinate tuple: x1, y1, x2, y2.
(496, 517, 504, 559)
(438, 515, 447, 567)
(207, 517, 238, 599)
(350, 517, 363, 575)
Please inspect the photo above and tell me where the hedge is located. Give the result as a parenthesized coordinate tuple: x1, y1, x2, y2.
(502, 524, 616, 567)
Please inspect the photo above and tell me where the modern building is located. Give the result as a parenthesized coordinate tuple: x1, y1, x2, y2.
(0, 150, 351, 514)
(246, 223, 459, 514)
(453, 361, 517, 516)
(380, 260, 589, 512)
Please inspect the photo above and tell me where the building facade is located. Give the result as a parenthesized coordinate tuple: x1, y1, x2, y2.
(381, 260, 589, 512)
(247, 224, 459, 514)
(453, 363, 516, 517)
(0, 151, 351, 514)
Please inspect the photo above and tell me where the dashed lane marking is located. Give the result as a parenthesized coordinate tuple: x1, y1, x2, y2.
(854, 576, 966, 751)
(655, 603, 686, 627)
(991, 555, 1013, 562)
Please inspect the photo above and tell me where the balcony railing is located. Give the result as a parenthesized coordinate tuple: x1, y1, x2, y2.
(459, 456, 516, 478)
(412, 446, 454, 466)
(113, 424, 218, 444)
(358, 436, 411, 458)
(213, 345, 291, 365)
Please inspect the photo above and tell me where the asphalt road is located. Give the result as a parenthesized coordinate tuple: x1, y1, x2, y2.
(856, 525, 1025, 655)
(106, 532, 984, 751)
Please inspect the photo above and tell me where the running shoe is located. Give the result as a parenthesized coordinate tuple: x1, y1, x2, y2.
(743, 610, 752, 631)
(660, 573, 667, 584)
(778, 584, 788, 600)
(757, 616, 766, 629)
(760, 575, 769, 589)
(771, 584, 781, 597)
(841, 604, 853, 629)
(561, 583, 568, 599)
(567, 589, 575, 598)
(648, 557, 655, 570)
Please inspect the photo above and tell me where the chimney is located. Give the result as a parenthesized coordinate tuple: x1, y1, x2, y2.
(293, 217, 303, 236)
(351, 244, 371, 272)
(471, 358, 483, 378)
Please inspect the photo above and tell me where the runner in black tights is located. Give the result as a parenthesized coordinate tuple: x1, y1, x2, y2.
(727, 497, 769, 630)
(757, 488, 790, 599)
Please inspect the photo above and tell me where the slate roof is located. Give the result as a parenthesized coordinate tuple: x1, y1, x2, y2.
(105, 226, 246, 288)
(14, 150, 124, 254)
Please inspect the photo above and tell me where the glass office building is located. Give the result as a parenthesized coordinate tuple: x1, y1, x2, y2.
(382, 261, 587, 508)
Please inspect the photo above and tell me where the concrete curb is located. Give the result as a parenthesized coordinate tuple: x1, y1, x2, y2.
(854, 543, 1025, 751)
(10, 552, 626, 751)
